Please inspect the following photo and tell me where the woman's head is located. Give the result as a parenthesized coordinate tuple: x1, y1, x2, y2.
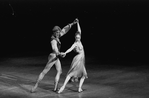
(75, 32, 81, 41)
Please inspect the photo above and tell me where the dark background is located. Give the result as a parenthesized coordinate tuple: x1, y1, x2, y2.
(0, 0, 149, 64)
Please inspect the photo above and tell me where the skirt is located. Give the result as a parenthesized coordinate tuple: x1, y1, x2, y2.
(67, 53, 88, 81)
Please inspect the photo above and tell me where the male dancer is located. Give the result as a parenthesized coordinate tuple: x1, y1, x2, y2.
(31, 19, 77, 92)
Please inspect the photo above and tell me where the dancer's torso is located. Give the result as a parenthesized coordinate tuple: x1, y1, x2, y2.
(74, 42, 84, 54)
(51, 37, 61, 53)
(50, 37, 61, 60)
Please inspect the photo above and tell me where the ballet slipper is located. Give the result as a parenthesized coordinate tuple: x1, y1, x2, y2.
(58, 86, 64, 94)
(30, 87, 36, 93)
(78, 88, 83, 93)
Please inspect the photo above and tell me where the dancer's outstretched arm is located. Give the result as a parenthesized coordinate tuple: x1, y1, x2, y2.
(76, 19, 81, 34)
(60, 20, 77, 37)
(65, 43, 76, 54)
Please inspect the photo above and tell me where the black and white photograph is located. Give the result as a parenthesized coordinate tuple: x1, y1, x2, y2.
(0, 0, 149, 98)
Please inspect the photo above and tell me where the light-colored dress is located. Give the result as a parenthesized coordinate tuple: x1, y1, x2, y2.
(67, 41, 88, 81)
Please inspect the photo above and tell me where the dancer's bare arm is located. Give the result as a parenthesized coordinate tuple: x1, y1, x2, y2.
(65, 43, 76, 54)
(76, 19, 81, 34)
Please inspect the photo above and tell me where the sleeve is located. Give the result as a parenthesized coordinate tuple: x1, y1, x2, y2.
(60, 24, 72, 37)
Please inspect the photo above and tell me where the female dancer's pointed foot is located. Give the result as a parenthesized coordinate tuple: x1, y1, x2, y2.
(30, 87, 36, 93)
(78, 88, 83, 93)
(57, 86, 64, 94)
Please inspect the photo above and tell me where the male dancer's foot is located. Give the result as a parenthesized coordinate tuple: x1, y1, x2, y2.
(53, 87, 59, 92)
(53, 81, 59, 92)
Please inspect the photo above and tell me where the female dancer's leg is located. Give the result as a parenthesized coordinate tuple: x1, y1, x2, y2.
(58, 73, 73, 93)
(78, 76, 85, 92)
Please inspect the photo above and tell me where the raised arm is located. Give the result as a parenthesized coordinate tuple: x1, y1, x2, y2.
(77, 19, 81, 34)
(65, 43, 76, 54)
(60, 19, 77, 37)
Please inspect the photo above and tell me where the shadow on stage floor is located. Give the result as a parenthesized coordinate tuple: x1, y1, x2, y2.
(0, 56, 149, 98)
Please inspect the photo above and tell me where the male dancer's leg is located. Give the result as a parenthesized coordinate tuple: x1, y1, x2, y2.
(31, 60, 56, 92)
(54, 59, 62, 91)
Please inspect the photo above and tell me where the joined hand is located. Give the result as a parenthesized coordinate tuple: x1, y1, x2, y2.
(73, 18, 79, 24)
(60, 52, 66, 57)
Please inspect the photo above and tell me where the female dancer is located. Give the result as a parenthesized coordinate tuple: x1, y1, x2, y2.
(31, 19, 77, 92)
(58, 19, 88, 93)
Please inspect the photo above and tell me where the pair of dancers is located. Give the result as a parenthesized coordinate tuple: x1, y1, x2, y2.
(31, 18, 87, 93)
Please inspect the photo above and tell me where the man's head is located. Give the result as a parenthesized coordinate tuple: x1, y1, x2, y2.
(53, 26, 61, 38)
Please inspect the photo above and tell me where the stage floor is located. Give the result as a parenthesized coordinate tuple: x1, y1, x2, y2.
(0, 56, 149, 98)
